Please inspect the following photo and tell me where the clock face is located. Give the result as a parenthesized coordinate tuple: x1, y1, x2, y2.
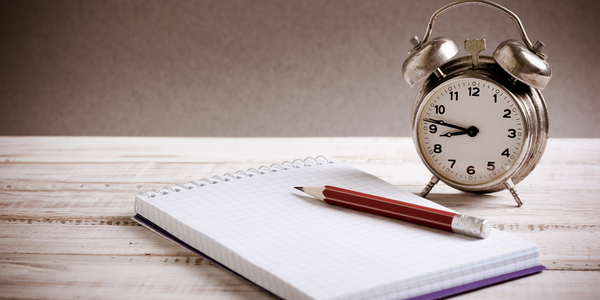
(416, 76, 528, 186)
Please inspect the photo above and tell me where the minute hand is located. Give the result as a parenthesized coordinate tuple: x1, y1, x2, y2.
(424, 118, 469, 131)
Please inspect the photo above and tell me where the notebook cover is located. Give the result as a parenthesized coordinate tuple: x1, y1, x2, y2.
(133, 214, 545, 300)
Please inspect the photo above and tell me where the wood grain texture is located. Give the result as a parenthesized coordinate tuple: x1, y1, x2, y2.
(0, 137, 599, 299)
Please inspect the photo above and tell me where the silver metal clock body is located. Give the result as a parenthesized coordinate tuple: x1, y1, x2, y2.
(411, 56, 549, 195)
(402, 0, 551, 205)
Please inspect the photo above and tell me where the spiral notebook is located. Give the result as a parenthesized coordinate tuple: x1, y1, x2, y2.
(133, 156, 544, 300)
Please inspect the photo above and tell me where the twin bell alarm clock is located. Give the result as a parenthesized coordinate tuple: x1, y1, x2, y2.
(402, 0, 551, 206)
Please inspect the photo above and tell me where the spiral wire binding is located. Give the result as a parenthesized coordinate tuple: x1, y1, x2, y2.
(137, 155, 331, 198)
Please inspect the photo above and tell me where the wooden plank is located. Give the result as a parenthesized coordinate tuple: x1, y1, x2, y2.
(1, 220, 598, 271)
(0, 254, 276, 300)
(0, 186, 600, 225)
(0, 137, 598, 164)
(0, 222, 191, 256)
(0, 162, 243, 186)
(1, 161, 597, 197)
(0, 190, 137, 220)
(0, 137, 416, 163)
(457, 270, 600, 299)
(0, 253, 597, 300)
(2, 186, 599, 229)
(1, 137, 597, 189)
(510, 230, 600, 270)
(1, 161, 598, 224)
(1, 192, 599, 232)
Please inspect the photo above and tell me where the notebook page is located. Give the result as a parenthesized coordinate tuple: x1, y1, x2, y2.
(135, 161, 539, 300)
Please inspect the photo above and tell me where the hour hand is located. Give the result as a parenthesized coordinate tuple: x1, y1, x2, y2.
(424, 118, 468, 131)
(440, 130, 468, 137)
(440, 126, 480, 138)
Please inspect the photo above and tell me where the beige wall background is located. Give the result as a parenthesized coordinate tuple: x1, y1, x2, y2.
(1, 0, 598, 137)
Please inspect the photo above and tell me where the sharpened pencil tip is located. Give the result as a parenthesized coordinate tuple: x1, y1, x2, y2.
(294, 187, 304, 192)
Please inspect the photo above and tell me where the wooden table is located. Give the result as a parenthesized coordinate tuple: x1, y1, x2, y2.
(1, 137, 599, 299)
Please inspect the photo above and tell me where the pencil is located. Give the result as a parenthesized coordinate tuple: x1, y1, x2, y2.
(295, 185, 491, 239)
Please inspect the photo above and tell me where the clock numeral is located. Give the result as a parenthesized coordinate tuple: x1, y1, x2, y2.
(450, 91, 458, 100)
(493, 94, 498, 103)
(467, 165, 475, 175)
(435, 105, 445, 114)
(503, 109, 511, 118)
(429, 124, 437, 133)
(487, 162, 496, 171)
(448, 159, 456, 168)
(508, 129, 516, 138)
(468, 87, 480, 97)
(433, 144, 442, 153)
(501, 148, 510, 157)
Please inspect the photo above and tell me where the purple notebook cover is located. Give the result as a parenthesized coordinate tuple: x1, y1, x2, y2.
(134, 214, 544, 300)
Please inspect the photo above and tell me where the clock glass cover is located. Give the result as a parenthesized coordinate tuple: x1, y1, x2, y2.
(416, 75, 528, 186)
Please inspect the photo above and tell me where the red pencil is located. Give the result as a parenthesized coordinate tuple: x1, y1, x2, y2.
(295, 185, 491, 239)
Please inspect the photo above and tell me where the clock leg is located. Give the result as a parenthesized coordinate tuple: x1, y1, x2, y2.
(504, 179, 523, 207)
(420, 176, 440, 198)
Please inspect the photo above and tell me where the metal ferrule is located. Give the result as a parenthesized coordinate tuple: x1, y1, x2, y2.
(451, 214, 492, 239)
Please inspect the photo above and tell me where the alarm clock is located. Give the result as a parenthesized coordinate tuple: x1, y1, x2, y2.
(402, 0, 550, 206)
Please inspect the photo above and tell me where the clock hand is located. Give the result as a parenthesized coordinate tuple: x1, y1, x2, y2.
(440, 126, 480, 138)
(440, 131, 468, 137)
(423, 118, 469, 131)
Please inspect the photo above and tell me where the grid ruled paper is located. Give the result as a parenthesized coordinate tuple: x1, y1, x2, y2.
(135, 160, 540, 300)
